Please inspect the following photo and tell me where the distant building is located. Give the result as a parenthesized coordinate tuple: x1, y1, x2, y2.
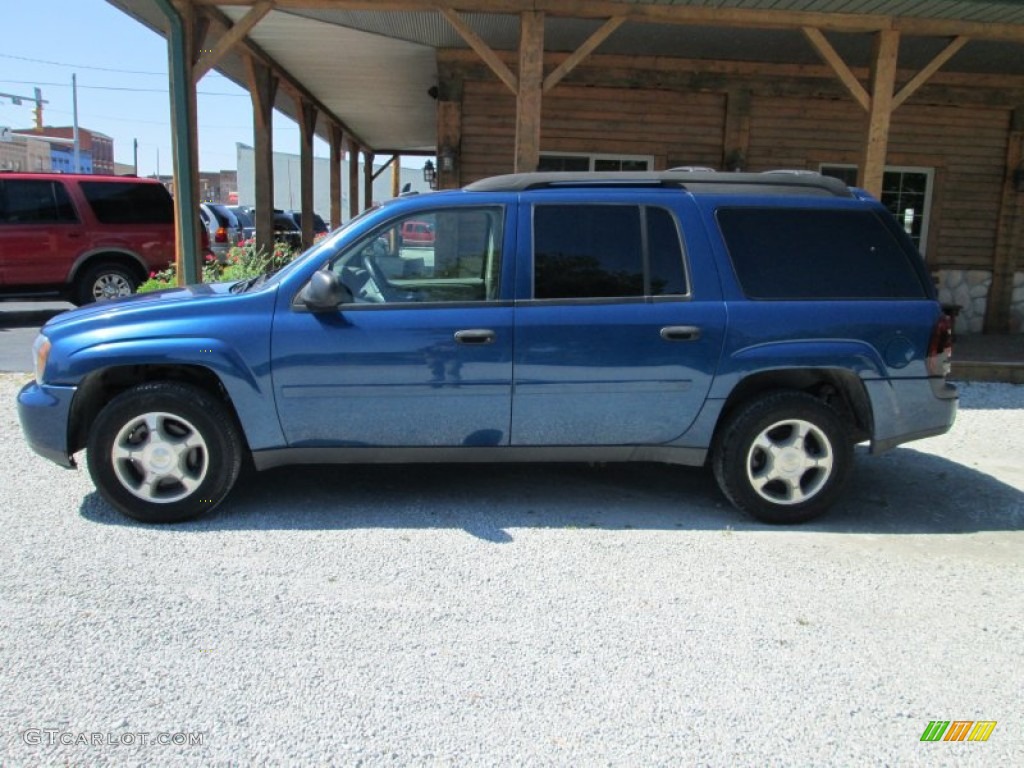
(50, 142, 93, 174)
(14, 126, 114, 174)
(0, 132, 51, 172)
(236, 143, 431, 223)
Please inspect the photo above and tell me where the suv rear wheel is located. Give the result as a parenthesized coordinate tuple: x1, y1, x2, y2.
(75, 262, 139, 305)
(86, 382, 243, 523)
(713, 391, 853, 524)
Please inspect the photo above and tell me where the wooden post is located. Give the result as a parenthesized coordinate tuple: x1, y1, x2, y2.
(391, 154, 401, 199)
(348, 137, 360, 220)
(329, 124, 343, 229)
(515, 11, 544, 173)
(297, 97, 317, 250)
(985, 112, 1024, 333)
(363, 149, 375, 210)
(722, 89, 751, 171)
(860, 30, 900, 197)
(437, 101, 462, 188)
(246, 55, 278, 256)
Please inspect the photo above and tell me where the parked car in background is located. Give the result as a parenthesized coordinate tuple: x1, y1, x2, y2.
(227, 205, 255, 242)
(272, 209, 329, 252)
(18, 170, 957, 526)
(399, 219, 435, 246)
(199, 202, 242, 262)
(0, 172, 179, 304)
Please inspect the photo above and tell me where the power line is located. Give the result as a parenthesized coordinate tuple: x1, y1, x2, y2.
(0, 79, 246, 97)
(0, 52, 231, 80)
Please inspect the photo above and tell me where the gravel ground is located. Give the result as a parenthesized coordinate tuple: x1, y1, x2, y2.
(0, 372, 1021, 767)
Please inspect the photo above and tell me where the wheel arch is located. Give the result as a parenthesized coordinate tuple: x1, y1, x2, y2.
(68, 364, 247, 457)
(715, 368, 873, 446)
(68, 248, 149, 284)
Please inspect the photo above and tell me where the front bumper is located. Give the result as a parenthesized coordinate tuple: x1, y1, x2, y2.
(17, 381, 78, 468)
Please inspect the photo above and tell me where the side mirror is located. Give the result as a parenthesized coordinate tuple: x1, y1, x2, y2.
(300, 269, 352, 311)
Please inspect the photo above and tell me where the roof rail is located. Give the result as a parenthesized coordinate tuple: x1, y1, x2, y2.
(464, 170, 853, 197)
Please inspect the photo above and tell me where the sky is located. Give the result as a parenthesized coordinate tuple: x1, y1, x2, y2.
(0, 0, 407, 177)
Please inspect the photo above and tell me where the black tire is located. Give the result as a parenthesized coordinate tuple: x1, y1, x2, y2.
(86, 382, 243, 524)
(712, 391, 853, 524)
(75, 262, 139, 305)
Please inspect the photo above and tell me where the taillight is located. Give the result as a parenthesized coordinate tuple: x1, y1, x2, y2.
(927, 312, 954, 377)
(215, 226, 228, 243)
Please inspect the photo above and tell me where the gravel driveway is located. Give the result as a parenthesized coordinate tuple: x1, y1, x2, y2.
(1, 372, 1021, 766)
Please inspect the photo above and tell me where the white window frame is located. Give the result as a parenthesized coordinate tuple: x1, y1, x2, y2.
(820, 163, 935, 255)
(539, 152, 655, 172)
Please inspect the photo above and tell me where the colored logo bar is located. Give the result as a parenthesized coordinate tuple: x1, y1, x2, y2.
(921, 721, 997, 742)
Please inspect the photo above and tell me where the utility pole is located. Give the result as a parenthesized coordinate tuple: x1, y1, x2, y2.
(133, 138, 138, 175)
(72, 75, 81, 173)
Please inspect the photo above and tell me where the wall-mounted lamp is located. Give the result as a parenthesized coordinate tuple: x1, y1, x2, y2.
(439, 146, 456, 174)
(422, 159, 437, 190)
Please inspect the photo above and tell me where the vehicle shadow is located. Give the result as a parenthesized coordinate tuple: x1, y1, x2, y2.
(0, 307, 70, 329)
(78, 446, 1024, 538)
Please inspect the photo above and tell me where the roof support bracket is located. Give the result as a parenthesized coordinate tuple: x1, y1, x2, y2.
(440, 8, 519, 93)
(194, 0, 275, 82)
(892, 35, 970, 110)
(801, 26, 870, 110)
(543, 16, 626, 92)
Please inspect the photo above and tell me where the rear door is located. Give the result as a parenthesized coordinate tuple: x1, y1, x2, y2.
(0, 178, 83, 288)
(511, 189, 726, 445)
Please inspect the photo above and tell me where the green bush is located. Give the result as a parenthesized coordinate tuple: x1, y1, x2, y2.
(137, 239, 299, 293)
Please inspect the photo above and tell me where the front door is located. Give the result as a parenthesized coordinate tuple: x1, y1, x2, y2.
(271, 205, 515, 448)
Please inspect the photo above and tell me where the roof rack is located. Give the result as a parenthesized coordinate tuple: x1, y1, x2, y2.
(464, 170, 853, 198)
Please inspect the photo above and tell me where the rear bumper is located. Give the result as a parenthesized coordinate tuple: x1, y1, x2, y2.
(17, 381, 77, 468)
(866, 377, 958, 454)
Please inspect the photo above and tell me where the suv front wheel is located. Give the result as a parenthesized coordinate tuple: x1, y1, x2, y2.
(713, 391, 853, 524)
(86, 382, 243, 523)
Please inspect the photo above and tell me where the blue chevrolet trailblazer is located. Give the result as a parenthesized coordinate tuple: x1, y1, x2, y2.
(18, 170, 957, 524)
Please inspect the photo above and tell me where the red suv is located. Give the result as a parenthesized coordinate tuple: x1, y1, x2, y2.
(0, 173, 182, 304)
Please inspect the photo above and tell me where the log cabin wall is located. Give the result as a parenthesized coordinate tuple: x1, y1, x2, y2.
(444, 51, 1024, 333)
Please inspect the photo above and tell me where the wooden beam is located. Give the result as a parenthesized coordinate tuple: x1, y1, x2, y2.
(543, 16, 625, 92)
(246, 54, 278, 255)
(892, 36, 969, 110)
(440, 8, 518, 94)
(297, 97, 317, 250)
(329, 124, 343, 229)
(371, 155, 395, 181)
(363, 149, 374, 210)
(515, 10, 545, 173)
(860, 29, 900, 197)
(347, 136, 359, 219)
(802, 27, 869, 111)
(984, 116, 1023, 333)
(194, 0, 273, 82)
(191, 1, 1024, 44)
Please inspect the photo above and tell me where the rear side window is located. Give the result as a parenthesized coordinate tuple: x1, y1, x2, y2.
(0, 180, 77, 224)
(717, 208, 927, 299)
(80, 181, 173, 225)
(532, 204, 687, 299)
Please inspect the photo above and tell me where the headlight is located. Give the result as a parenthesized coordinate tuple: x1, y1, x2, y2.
(32, 335, 51, 384)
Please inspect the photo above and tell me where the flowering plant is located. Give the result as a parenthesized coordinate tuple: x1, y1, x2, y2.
(138, 239, 298, 293)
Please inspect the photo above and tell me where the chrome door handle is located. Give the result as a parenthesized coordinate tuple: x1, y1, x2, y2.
(660, 325, 701, 341)
(454, 329, 495, 345)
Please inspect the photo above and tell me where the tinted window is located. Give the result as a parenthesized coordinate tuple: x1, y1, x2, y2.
(80, 181, 173, 224)
(533, 205, 686, 299)
(0, 180, 77, 224)
(205, 204, 238, 228)
(717, 208, 927, 300)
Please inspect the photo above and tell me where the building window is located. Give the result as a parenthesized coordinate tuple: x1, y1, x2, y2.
(821, 164, 934, 255)
(538, 153, 653, 173)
